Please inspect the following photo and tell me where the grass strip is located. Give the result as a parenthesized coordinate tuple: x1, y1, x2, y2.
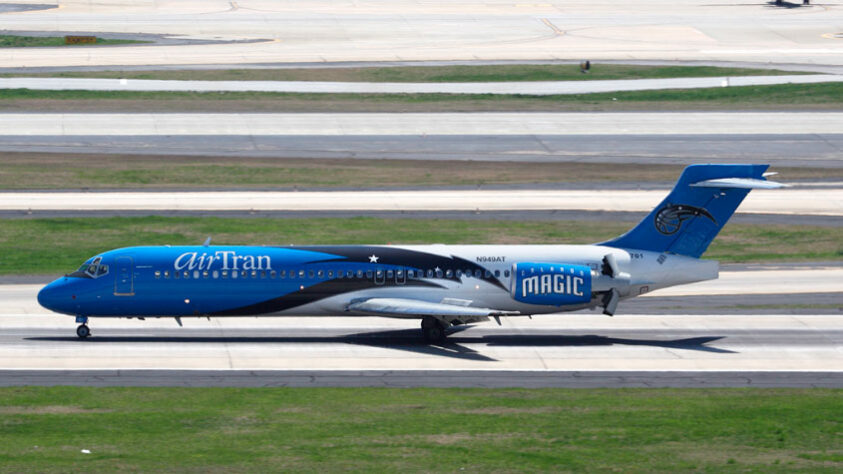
(0, 387, 840, 472)
(1, 217, 839, 275)
(0, 34, 147, 48)
(0, 64, 807, 82)
(0, 83, 841, 112)
(1, 154, 838, 190)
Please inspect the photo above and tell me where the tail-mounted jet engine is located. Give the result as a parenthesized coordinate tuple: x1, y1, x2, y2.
(592, 253, 631, 316)
(510, 262, 592, 307)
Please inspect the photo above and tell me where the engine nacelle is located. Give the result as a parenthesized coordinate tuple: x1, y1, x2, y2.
(510, 262, 592, 306)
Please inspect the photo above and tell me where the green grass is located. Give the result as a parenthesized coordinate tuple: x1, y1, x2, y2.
(1, 82, 840, 112)
(0, 34, 147, 48)
(0, 387, 840, 472)
(0, 64, 806, 82)
(2, 154, 839, 190)
(1, 217, 839, 275)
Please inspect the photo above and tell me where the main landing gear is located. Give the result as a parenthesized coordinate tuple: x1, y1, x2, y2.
(75, 315, 90, 339)
(421, 316, 447, 344)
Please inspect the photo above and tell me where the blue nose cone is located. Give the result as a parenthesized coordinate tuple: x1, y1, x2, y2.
(38, 278, 74, 315)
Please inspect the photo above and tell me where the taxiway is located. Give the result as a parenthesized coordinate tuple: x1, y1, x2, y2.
(3, 188, 840, 216)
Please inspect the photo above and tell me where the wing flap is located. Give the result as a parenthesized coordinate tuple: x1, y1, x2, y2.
(346, 297, 518, 318)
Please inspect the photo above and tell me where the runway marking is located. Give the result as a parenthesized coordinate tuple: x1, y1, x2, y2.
(541, 18, 564, 36)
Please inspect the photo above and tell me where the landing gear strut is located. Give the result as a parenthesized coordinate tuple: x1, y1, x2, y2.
(421, 316, 447, 343)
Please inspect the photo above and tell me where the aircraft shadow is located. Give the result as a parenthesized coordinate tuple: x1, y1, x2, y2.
(766, 1, 809, 8)
(27, 327, 735, 362)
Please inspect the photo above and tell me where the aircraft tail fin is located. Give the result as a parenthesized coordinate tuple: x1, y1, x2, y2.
(601, 164, 785, 258)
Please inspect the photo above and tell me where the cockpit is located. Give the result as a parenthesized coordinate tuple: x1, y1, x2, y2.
(67, 256, 109, 279)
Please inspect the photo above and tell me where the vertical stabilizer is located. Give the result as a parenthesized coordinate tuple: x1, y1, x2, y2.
(602, 164, 784, 258)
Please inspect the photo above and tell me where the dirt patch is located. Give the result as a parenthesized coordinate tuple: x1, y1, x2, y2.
(456, 406, 562, 415)
(0, 405, 112, 415)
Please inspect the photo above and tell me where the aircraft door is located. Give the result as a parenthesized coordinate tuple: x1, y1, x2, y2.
(114, 256, 134, 296)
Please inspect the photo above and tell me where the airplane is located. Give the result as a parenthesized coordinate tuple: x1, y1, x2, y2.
(37, 164, 784, 342)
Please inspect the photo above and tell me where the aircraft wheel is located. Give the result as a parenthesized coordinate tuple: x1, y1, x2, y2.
(76, 324, 91, 339)
(421, 317, 446, 343)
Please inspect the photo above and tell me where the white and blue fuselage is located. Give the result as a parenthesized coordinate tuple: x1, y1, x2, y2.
(36, 164, 783, 341)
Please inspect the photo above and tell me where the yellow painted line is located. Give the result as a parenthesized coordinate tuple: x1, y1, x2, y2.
(541, 18, 564, 36)
(821, 32, 842, 40)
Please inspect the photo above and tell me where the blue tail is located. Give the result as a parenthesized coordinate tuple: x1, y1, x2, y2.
(602, 164, 780, 258)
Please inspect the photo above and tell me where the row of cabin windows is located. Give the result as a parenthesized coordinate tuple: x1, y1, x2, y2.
(153, 268, 511, 280)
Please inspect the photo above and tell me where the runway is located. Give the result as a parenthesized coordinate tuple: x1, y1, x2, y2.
(3, 74, 841, 95)
(1, 272, 841, 386)
(3, 188, 840, 216)
(1, 0, 841, 68)
(1, 113, 839, 167)
(3, 134, 841, 167)
(0, 318, 840, 382)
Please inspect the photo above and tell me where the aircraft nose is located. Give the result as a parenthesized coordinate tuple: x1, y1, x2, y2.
(38, 279, 74, 314)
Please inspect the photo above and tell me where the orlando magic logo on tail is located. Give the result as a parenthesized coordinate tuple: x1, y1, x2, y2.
(653, 203, 717, 236)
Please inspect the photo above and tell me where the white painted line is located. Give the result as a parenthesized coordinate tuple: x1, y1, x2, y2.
(0, 113, 841, 136)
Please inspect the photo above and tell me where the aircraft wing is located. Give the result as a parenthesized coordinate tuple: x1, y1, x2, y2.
(346, 297, 519, 318)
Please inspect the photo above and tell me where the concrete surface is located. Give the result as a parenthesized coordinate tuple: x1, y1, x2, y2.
(2, 187, 840, 216)
(1, 113, 842, 136)
(0, 317, 840, 372)
(1, 1, 841, 68)
(3, 74, 841, 95)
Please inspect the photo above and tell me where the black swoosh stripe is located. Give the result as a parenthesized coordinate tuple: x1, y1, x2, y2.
(210, 278, 444, 316)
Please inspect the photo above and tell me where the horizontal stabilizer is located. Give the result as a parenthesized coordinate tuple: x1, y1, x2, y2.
(347, 297, 518, 318)
(690, 177, 787, 189)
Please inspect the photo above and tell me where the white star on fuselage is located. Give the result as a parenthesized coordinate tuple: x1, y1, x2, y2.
(369, 254, 379, 263)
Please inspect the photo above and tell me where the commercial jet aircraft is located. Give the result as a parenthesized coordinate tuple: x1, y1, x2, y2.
(38, 164, 783, 342)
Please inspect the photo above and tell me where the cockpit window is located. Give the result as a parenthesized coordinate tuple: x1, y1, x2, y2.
(68, 256, 106, 279)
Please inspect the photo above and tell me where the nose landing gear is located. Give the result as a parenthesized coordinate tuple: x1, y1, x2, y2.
(75, 315, 90, 339)
(76, 324, 91, 339)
